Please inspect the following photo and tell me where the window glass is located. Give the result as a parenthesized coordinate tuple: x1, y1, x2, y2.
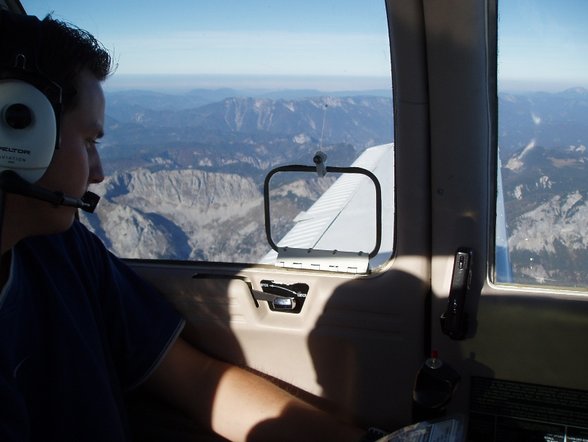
(497, 1, 588, 287)
(26, 0, 394, 268)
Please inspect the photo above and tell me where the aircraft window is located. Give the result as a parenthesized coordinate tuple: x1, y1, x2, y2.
(26, 1, 394, 271)
(496, 1, 588, 288)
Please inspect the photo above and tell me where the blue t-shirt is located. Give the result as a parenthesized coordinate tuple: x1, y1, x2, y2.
(0, 221, 185, 441)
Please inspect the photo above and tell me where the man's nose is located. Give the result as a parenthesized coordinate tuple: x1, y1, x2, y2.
(89, 150, 105, 184)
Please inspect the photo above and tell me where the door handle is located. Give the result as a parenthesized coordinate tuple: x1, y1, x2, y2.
(192, 273, 308, 313)
(251, 289, 297, 311)
(254, 280, 309, 313)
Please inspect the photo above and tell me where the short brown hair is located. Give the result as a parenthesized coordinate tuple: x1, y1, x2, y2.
(36, 15, 113, 111)
(0, 11, 113, 111)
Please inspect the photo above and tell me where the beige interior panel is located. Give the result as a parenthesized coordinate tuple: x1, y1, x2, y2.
(131, 262, 428, 430)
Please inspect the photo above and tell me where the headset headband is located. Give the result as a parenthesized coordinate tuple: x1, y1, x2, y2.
(0, 10, 63, 182)
(0, 11, 62, 138)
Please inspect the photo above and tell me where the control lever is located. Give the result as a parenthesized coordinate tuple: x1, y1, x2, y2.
(440, 248, 472, 340)
(412, 351, 461, 421)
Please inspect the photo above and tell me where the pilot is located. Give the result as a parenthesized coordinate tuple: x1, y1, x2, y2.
(0, 11, 385, 442)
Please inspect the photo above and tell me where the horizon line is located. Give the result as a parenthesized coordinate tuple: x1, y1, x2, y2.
(104, 73, 393, 93)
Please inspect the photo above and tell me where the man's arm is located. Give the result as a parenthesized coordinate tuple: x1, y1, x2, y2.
(144, 336, 366, 442)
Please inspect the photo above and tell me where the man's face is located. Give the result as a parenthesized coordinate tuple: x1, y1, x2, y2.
(33, 68, 105, 231)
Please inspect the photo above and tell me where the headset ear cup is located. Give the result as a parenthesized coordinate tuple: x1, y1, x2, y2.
(0, 79, 57, 183)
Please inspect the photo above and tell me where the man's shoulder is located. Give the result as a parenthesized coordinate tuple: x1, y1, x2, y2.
(67, 219, 99, 242)
(18, 220, 107, 267)
(35, 219, 99, 246)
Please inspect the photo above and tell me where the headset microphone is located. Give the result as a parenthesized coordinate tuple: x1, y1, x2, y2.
(0, 170, 100, 213)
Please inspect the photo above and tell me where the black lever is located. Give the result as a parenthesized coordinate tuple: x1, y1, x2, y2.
(440, 248, 472, 340)
(412, 351, 461, 421)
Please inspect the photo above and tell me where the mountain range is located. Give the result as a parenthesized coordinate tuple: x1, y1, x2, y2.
(81, 87, 588, 285)
(84, 90, 391, 263)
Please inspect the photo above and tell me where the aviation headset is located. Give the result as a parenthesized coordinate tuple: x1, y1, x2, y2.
(0, 10, 62, 184)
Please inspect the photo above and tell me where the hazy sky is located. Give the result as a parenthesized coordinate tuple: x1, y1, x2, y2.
(498, 0, 588, 91)
(22, 0, 588, 92)
(23, 0, 392, 91)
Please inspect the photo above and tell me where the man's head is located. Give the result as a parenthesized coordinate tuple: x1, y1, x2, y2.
(0, 12, 113, 247)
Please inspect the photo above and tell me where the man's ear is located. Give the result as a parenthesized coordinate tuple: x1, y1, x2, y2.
(0, 79, 58, 182)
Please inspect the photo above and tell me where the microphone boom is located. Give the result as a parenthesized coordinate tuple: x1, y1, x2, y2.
(0, 170, 100, 213)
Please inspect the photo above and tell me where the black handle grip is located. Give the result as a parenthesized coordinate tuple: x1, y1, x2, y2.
(440, 248, 472, 340)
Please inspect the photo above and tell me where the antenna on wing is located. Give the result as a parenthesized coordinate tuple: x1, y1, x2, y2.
(319, 100, 329, 149)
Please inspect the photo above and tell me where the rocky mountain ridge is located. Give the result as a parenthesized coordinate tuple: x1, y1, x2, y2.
(502, 142, 588, 286)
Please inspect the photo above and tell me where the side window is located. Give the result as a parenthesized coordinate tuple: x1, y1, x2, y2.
(496, 2, 588, 287)
(30, 1, 394, 270)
